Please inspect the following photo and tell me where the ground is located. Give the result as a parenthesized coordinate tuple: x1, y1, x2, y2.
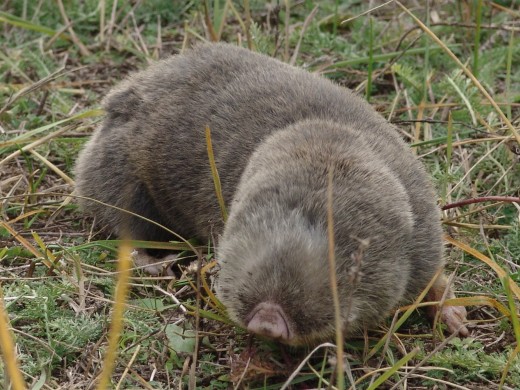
(1, 0, 520, 389)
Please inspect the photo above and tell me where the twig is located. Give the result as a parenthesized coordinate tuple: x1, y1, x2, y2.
(233, 357, 252, 390)
(442, 196, 520, 211)
(341, 0, 394, 24)
(289, 5, 319, 66)
(115, 344, 140, 390)
(55, 0, 91, 56)
(105, 0, 119, 51)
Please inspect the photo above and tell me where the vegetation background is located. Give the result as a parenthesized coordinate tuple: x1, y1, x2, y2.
(0, 0, 519, 388)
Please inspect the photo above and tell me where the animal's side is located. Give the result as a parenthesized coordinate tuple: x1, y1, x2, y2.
(75, 43, 468, 345)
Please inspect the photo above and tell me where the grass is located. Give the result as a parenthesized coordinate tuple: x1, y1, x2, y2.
(1, 0, 520, 388)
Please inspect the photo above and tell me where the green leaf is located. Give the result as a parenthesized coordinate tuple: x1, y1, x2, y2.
(165, 324, 196, 354)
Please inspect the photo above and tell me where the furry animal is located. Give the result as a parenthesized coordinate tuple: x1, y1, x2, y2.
(75, 43, 468, 345)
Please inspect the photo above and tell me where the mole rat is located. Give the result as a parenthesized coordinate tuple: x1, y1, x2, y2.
(75, 43, 468, 345)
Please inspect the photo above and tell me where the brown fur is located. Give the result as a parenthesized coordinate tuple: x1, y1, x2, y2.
(75, 43, 466, 345)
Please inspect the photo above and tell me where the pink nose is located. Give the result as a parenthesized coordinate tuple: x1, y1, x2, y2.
(246, 302, 292, 341)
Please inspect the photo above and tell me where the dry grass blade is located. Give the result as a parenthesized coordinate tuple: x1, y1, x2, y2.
(55, 0, 91, 56)
(200, 259, 225, 311)
(243, 0, 253, 50)
(31, 231, 57, 264)
(0, 66, 66, 115)
(0, 288, 27, 390)
(444, 221, 512, 230)
(0, 221, 52, 268)
(503, 277, 520, 344)
(283, 0, 290, 62)
(395, 1, 520, 145)
(3, 209, 43, 225)
(0, 125, 75, 167)
(280, 343, 337, 390)
(444, 235, 520, 300)
(115, 345, 140, 390)
(289, 5, 319, 66)
(326, 166, 345, 389)
(96, 241, 132, 389)
(0, 109, 104, 149)
(402, 373, 472, 390)
(71, 193, 196, 250)
(341, 0, 394, 24)
(205, 125, 228, 222)
(425, 296, 509, 316)
(447, 138, 506, 197)
(30, 149, 75, 186)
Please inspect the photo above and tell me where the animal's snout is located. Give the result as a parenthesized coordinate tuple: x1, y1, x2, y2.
(246, 302, 292, 341)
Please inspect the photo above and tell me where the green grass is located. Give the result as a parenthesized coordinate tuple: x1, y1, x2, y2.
(1, 0, 519, 388)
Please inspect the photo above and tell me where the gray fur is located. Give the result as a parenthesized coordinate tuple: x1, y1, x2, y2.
(75, 43, 444, 345)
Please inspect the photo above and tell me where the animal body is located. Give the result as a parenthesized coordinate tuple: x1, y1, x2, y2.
(75, 43, 468, 345)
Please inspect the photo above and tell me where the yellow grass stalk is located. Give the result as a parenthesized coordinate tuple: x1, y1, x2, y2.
(327, 167, 345, 389)
(499, 276, 520, 389)
(96, 241, 133, 389)
(201, 259, 226, 311)
(0, 287, 27, 390)
(205, 125, 228, 222)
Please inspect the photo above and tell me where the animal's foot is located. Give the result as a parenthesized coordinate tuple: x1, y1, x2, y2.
(131, 249, 178, 275)
(427, 272, 469, 337)
(439, 305, 469, 337)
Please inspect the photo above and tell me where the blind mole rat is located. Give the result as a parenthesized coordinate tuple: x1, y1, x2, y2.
(75, 43, 468, 345)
